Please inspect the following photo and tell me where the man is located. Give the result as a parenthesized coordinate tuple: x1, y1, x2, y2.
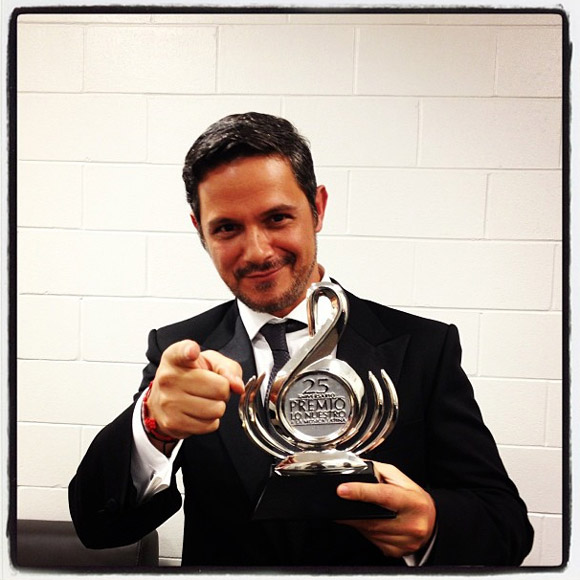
(69, 112, 534, 567)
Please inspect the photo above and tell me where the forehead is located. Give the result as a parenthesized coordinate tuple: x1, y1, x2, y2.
(198, 155, 306, 219)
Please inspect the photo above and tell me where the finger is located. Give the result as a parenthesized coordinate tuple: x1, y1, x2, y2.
(337, 518, 405, 544)
(163, 340, 203, 369)
(372, 462, 418, 490)
(176, 369, 232, 401)
(181, 396, 227, 421)
(175, 413, 223, 435)
(336, 481, 401, 512)
(151, 389, 227, 437)
(199, 350, 245, 394)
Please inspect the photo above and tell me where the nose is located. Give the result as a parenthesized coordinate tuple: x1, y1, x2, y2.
(242, 227, 274, 263)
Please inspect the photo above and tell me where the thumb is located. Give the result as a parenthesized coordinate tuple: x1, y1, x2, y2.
(336, 480, 397, 511)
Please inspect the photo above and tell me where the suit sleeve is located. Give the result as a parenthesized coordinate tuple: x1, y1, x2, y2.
(68, 329, 183, 549)
(426, 324, 534, 565)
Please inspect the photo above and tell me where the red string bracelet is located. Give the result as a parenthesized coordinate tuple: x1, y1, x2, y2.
(141, 382, 178, 444)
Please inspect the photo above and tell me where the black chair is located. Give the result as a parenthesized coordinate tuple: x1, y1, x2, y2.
(15, 519, 159, 568)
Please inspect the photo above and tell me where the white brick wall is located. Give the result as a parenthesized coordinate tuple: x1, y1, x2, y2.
(15, 10, 564, 568)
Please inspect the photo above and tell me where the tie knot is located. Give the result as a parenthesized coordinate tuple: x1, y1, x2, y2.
(260, 320, 305, 352)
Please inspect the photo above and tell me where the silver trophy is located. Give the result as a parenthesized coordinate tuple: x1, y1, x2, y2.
(239, 282, 399, 520)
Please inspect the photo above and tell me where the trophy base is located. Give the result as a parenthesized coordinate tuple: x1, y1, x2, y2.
(252, 460, 397, 521)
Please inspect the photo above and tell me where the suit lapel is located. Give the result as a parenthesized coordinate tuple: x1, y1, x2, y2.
(203, 306, 273, 501)
(337, 292, 410, 402)
(337, 326, 410, 392)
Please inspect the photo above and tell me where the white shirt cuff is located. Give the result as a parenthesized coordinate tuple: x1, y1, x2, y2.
(130, 389, 183, 503)
(403, 524, 437, 566)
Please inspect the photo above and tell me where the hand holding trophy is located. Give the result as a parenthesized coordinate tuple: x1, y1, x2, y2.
(239, 281, 399, 520)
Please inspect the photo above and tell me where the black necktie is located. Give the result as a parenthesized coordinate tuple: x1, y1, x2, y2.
(260, 320, 305, 404)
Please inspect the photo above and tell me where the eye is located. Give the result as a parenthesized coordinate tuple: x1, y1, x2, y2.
(212, 222, 239, 238)
(268, 213, 291, 226)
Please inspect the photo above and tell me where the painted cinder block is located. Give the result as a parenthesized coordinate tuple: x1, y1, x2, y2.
(152, 13, 288, 24)
(289, 13, 430, 24)
(17, 295, 80, 361)
(414, 241, 555, 310)
(545, 382, 563, 448)
(85, 26, 217, 94)
(349, 169, 486, 238)
(218, 25, 354, 95)
(318, 237, 415, 307)
(486, 171, 562, 240)
(18, 94, 147, 162)
(285, 96, 419, 167)
(479, 311, 562, 380)
(81, 297, 224, 364)
(357, 26, 496, 96)
(552, 243, 563, 311)
(420, 98, 561, 169)
(18, 424, 82, 487)
(496, 27, 562, 97)
(80, 230, 145, 296)
(427, 13, 562, 26)
(315, 168, 349, 235)
(17, 23, 84, 92)
(499, 446, 562, 514)
(541, 515, 564, 566)
(147, 234, 232, 300)
(521, 515, 543, 566)
(158, 510, 185, 560)
(17, 360, 139, 425)
(83, 164, 191, 232)
(18, 229, 147, 296)
(17, 162, 83, 228)
(17, 487, 72, 521)
(17, 13, 152, 24)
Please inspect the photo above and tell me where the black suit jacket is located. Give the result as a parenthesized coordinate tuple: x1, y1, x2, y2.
(69, 288, 533, 568)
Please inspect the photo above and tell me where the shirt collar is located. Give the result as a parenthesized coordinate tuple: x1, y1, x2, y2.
(237, 266, 331, 342)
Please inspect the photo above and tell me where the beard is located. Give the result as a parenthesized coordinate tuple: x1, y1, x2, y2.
(229, 252, 318, 315)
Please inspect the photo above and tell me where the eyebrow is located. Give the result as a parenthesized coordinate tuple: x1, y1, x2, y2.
(262, 203, 297, 216)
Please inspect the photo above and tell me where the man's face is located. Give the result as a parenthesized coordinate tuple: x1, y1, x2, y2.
(192, 155, 328, 317)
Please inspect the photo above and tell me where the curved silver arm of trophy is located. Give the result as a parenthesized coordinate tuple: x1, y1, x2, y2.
(352, 369, 399, 456)
(239, 281, 400, 468)
(340, 369, 383, 454)
(238, 374, 300, 459)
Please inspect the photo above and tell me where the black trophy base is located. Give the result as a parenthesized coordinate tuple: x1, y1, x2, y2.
(252, 461, 397, 521)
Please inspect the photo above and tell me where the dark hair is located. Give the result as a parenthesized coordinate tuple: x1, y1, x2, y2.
(182, 112, 318, 224)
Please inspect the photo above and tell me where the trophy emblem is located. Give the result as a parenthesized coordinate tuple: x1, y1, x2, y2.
(239, 281, 399, 520)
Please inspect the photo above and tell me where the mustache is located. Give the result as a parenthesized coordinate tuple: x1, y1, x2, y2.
(235, 255, 295, 280)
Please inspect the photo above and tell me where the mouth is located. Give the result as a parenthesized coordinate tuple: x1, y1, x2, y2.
(244, 265, 283, 281)
(236, 256, 294, 283)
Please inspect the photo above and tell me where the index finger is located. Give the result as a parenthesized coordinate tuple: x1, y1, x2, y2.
(198, 349, 245, 395)
(163, 340, 203, 369)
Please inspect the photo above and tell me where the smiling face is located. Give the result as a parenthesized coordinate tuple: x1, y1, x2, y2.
(192, 155, 328, 317)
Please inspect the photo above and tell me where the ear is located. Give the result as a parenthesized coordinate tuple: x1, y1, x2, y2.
(190, 212, 200, 231)
(190, 212, 207, 249)
(314, 185, 328, 233)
